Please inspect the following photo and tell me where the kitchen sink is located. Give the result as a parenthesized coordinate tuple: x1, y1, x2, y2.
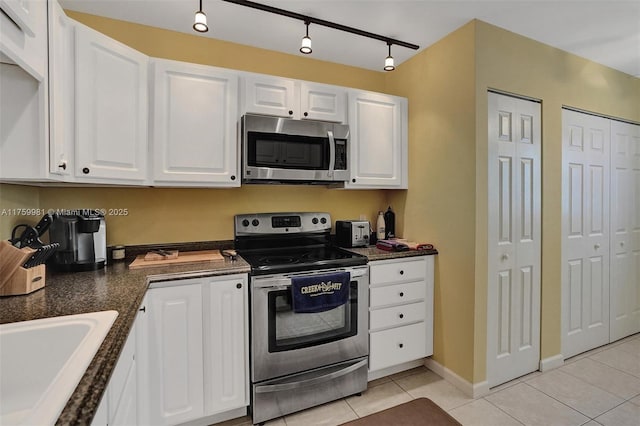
(0, 310, 118, 425)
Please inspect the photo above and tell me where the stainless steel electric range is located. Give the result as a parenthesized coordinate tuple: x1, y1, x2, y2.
(234, 212, 369, 425)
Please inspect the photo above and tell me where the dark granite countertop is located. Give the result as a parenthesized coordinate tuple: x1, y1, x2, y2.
(0, 256, 250, 425)
(346, 246, 438, 261)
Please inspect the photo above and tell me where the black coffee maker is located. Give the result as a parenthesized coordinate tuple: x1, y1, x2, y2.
(48, 210, 107, 271)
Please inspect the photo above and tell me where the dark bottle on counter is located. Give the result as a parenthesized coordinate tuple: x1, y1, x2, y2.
(384, 206, 395, 239)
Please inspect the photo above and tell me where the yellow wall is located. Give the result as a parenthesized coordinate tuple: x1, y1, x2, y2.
(65, 11, 385, 91)
(0, 184, 40, 240)
(472, 21, 640, 382)
(385, 22, 478, 382)
(384, 19, 639, 385)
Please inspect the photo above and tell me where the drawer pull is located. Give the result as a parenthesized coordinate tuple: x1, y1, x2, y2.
(399, 343, 404, 348)
(399, 292, 404, 297)
(399, 313, 404, 319)
(399, 270, 404, 275)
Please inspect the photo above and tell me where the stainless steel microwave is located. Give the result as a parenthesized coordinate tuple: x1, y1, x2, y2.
(241, 114, 350, 184)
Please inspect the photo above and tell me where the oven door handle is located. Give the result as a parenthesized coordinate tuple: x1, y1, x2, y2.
(254, 358, 368, 393)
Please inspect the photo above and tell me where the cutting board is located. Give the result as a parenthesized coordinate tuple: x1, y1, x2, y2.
(128, 250, 224, 269)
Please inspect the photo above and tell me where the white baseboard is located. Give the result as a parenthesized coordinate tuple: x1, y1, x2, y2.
(539, 354, 564, 372)
(368, 359, 425, 381)
(424, 358, 489, 398)
(181, 406, 247, 426)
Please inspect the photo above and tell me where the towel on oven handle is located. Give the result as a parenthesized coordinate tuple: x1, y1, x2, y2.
(291, 271, 351, 313)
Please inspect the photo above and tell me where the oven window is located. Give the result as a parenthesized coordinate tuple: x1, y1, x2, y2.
(248, 132, 328, 170)
(268, 281, 358, 352)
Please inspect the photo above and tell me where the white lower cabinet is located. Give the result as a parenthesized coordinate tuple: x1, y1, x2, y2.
(93, 299, 144, 426)
(368, 256, 434, 373)
(139, 274, 249, 426)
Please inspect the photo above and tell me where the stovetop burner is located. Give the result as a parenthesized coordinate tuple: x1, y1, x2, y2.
(239, 245, 366, 275)
(234, 212, 368, 275)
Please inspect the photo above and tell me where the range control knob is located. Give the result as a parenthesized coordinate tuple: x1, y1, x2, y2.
(252, 219, 260, 227)
(312, 217, 319, 224)
(320, 217, 327, 224)
(241, 219, 250, 227)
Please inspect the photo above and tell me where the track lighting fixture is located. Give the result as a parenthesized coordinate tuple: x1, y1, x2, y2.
(205, 1, 419, 69)
(384, 43, 395, 71)
(193, 0, 208, 33)
(300, 21, 312, 54)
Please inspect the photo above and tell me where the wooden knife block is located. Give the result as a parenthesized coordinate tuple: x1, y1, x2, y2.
(0, 241, 46, 296)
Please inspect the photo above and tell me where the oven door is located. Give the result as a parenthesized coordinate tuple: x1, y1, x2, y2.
(251, 266, 369, 383)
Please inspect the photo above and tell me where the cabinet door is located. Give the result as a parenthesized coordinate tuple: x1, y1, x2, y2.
(241, 74, 297, 118)
(203, 276, 248, 415)
(0, 0, 47, 80)
(346, 90, 407, 188)
(74, 23, 148, 182)
(48, 1, 74, 177)
(151, 59, 239, 186)
(147, 283, 204, 425)
(300, 82, 346, 123)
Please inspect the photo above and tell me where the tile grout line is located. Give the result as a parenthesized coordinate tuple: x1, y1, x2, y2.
(519, 381, 593, 420)
(585, 350, 640, 380)
(480, 395, 526, 425)
(558, 359, 640, 402)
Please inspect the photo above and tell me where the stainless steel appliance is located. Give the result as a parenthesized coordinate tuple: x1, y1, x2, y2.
(235, 212, 369, 425)
(48, 210, 107, 271)
(335, 220, 370, 248)
(241, 114, 350, 184)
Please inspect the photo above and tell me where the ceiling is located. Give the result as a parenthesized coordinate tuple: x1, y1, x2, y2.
(60, 0, 640, 77)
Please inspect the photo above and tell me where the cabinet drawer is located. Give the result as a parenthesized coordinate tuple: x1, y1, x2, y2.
(369, 322, 427, 371)
(370, 281, 425, 308)
(370, 301, 426, 331)
(370, 258, 426, 286)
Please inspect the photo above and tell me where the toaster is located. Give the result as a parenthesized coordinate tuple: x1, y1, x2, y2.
(335, 220, 370, 248)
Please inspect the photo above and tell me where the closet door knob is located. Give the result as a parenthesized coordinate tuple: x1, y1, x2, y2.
(399, 313, 404, 319)
(501, 254, 509, 261)
(594, 243, 601, 250)
(398, 343, 404, 348)
(399, 292, 404, 297)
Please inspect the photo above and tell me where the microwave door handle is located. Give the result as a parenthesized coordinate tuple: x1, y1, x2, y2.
(327, 130, 336, 179)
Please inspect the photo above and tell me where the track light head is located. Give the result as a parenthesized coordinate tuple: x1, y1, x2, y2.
(384, 43, 395, 71)
(300, 21, 312, 54)
(193, 0, 208, 33)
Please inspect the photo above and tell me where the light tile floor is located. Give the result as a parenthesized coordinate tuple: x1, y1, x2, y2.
(219, 333, 640, 425)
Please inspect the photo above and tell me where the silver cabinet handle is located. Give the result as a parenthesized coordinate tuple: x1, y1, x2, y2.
(594, 243, 601, 250)
(501, 254, 509, 261)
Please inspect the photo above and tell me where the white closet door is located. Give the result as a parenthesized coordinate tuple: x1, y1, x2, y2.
(561, 109, 610, 358)
(610, 120, 640, 341)
(487, 92, 541, 387)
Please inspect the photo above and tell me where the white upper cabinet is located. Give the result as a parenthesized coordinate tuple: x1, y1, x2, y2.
(48, 0, 74, 178)
(74, 23, 149, 183)
(300, 82, 346, 123)
(241, 74, 347, 123)
(241, 74, 297, 118)
(0, 0, 47, 80)
(345, 90, 408, 189)
(151, 59, 239, 186)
